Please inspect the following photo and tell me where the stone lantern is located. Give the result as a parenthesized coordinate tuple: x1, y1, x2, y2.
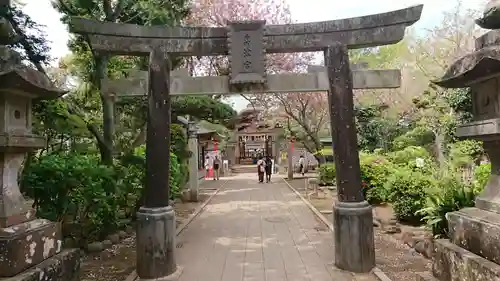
(424, 1, 500, 280)
(0, 10, 80, 280)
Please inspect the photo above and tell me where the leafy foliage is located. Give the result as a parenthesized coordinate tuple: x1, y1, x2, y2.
(384, 168, 432, 223)
(359, 153, 394, 204)
(417, 175, 478, 237)
(4, 4, 51, 70)
(22, 153, 121, 244)
(173, 96, 236, 126)
(318, 164, 335, 186)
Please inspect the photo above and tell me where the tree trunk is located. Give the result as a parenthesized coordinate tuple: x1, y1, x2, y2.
(434, 132, 446, 167)
(94, 55, 114, 165)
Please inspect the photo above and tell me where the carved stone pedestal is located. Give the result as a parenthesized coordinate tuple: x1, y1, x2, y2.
(0, 219, 62, 276)
(136, 206, 182, 280)
(1, 249, 81, 281)
(333, 201, 375, 273)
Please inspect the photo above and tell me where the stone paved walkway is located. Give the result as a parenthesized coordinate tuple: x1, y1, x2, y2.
(176, 175, 376, 281)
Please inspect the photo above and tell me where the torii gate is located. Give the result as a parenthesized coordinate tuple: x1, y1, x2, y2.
(103, 65, 401, 200)
(69, 4, 423, 279)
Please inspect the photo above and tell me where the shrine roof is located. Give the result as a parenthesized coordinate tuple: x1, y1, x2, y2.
(433, 46, 500, 88)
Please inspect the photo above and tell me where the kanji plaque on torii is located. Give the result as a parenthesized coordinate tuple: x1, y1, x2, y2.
(227, 20, 267, 85)
(69, 4, 423, 280)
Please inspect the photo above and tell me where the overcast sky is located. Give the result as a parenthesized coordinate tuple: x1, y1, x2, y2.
(20, 0, 483, 111)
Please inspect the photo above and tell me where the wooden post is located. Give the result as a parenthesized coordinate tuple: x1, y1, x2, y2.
(325, 43, 375, 273)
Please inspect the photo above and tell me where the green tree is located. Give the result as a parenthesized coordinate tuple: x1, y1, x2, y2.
(4, 3, 51, 73)
(53, 0, 191, 164)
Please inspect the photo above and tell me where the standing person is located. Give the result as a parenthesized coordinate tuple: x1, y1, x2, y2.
(265, 156, 272, 183)
(256, 156, 265, 183)
(213, 155, 221, 180)
(298, 155, 305, 177)
(204, 155, 212, 179)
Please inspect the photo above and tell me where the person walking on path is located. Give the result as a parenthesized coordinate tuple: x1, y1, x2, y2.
(298, 155, 306, 177)
(256, 156, 265, 183)
(213, 155, 221, 180)
(204, 155, 212, 179)
(265, 156, 272, 183)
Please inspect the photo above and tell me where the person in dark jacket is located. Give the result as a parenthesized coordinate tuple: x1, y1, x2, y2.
(265, 156, 272, 182)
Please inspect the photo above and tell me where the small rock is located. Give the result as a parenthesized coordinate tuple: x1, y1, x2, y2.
(169, 200, 175, 206)
(63, 237, 76, 248)
(125, 225, 134, 235)
(401, 232, 416, 247)
(327, 186, 336, 191)
(413, 235, 428, 243)
(373, 220, 381, 227)
(181, 190, 190, 202)
(100, 251, 112, 259)
(384, 225, 401, 234)
(414, 241, 426, 254)
(107, 234, 120, 244)
(388, 218, 398, 226)
(102, 240, 113, 249)
(86, 242, 104, 253)
(423, 238, 435, 259)
(118, 230, 128, 239)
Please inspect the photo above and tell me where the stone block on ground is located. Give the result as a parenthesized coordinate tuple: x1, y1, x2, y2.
(107, 233, 120, 244)
(433, 239, 500, 281)
(1, 249, 80, 281)
(447, 207, 500, 264)
(416, 271, 439, 281)
(0, 219, 62, 277)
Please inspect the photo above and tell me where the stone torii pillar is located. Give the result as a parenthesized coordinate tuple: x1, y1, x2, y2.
(325, 44, 375, 272)
(287, 139, 294, 180)
(187, 120, 199, 202)
(69, 4, 422, 278)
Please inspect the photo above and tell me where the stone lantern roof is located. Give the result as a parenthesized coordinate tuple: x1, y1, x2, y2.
(434, 1, 500, 88)
(433, 42, 500, 88)
(0, 65, 67, 98)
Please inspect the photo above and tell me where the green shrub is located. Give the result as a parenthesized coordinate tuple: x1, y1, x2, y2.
(171, 124, 190, 187)
(133, 145, 182, 199)
(448, 140, 483, 169)
(388, 146, 430, 165)
(170, 124, 190, 160)
(415, 163, 489, 238)
(22, 152, 120, 244)
(388, 146, 436, 174)
(392, 126, 434, 151)
(319, 163, 335, 186)
(359, 153, 394, 204)
(384, 168, 432, 223)
(418, 176, 477, 237)
(474, 163, 490, 191)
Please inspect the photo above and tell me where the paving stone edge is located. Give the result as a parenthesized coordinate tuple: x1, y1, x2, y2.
(281, 177, 394, 281)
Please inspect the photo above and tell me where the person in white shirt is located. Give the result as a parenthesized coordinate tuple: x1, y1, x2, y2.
(256, 156, 265, 183)
(298, 155, 305, 176)
(204, 156, 213, 179)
